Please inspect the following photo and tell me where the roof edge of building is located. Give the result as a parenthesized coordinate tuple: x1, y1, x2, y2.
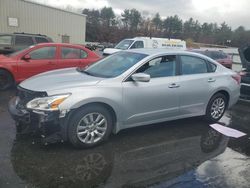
(20, 0, 87, 17)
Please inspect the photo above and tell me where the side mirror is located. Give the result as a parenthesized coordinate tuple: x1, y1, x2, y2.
(23, 54, 31, 61)
(131, 73, 150, 82)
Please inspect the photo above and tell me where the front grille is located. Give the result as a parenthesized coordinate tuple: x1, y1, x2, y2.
(17, 86, 47, 109)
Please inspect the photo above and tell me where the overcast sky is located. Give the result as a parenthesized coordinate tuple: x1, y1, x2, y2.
(30, 0, 250, 29)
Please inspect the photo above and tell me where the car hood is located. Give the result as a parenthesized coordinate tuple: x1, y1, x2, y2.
(238, 46, 250, 71)
(19, 68, 104, 92)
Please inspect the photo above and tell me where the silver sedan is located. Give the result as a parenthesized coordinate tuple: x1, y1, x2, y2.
(9, 49, 240, 148)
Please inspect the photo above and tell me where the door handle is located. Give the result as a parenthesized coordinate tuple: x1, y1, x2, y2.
(168, 83, 180, 88)
(208, 78, 216, 82)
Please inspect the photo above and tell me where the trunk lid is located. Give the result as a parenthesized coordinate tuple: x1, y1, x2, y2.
(238, 46, 250, 71)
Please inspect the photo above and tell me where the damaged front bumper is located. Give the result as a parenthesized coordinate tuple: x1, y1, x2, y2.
(8, 97, 70, 144)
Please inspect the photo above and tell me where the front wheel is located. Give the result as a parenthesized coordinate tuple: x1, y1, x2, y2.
(68, 105, 113, 148)
(205, 93, 228, 122)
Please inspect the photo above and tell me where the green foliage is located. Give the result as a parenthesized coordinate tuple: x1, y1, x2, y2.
(121, 9, 142, 31)
(82, 7, 250, 47)
(163, 15, 182, 38)
(152, 13, 162, 30)
(100, 7, 115, 27)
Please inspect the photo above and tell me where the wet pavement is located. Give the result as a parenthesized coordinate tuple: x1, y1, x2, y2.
(0, 89, 250, 188)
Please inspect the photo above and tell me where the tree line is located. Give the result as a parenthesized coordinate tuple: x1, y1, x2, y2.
(82, 7, 250, 47)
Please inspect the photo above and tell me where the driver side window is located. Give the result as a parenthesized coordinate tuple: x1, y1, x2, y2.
(136, 55, 176, 78)
(130, 41, 144, 49)
(29, 47, 56, 60)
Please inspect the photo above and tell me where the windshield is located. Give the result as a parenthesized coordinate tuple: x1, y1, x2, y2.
(82, 51, 147, 78)
(115, 39, 134, 50)
(8, 46, 34, 57)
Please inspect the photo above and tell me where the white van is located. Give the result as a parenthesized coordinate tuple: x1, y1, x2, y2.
(103, 37, 186, 56)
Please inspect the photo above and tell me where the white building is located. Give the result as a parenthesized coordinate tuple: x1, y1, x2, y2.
(0, 0, 86, 44)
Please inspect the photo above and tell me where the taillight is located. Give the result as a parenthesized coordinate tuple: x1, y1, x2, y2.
(232, 74, 241, 85)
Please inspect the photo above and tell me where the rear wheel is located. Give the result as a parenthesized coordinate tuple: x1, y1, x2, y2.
(205, 93, 228, 122)
(68, 105, 113, 148)
(0, 69, 14, 90)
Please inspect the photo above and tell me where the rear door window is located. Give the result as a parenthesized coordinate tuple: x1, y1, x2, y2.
(61, 47, 81, 59)
(180, 56, 208, 75)
(0, 35, 12, 45)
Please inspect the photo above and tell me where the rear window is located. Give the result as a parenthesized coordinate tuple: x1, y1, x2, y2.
(35, 37, 49, 43)
(0, 35, 12, 45)
(206, 51, 227, 60)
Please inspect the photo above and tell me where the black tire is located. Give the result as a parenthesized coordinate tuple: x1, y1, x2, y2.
(0, 69, 14, 90)
(68, 105, 113, 148)
(205, 93, 228, 122)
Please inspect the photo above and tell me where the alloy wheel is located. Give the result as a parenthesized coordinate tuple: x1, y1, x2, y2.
(76, 113, 108, 144)
(210, 97, 225, 119)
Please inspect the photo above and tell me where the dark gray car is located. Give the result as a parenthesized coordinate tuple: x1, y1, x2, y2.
(0, 32, 53, 55)
(238, 46, 250, 100)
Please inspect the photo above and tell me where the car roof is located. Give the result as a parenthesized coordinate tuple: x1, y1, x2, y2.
(126, 48, 205, 57)
(0, 33, 48, 37)
(125, 48, 219, 63)
(191, 49, 224, 53)
(34, 43, 85, 48)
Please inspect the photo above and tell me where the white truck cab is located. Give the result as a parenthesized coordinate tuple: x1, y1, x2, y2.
(103, 37, 186, 56)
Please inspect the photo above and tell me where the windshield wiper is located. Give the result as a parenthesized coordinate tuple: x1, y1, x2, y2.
(80, 70, 92, 75)
(76, 67, 112, 78)
(76, 67, 97, 77)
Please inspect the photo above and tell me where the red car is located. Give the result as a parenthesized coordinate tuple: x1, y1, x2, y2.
(191, 49, 233, 69)
(0, 43, 100, 90)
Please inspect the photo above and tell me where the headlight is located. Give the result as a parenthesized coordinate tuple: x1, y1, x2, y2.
(26, 94, 71, 111)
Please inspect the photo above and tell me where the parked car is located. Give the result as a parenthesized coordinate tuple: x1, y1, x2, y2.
(99, 42, 115, 52)
(8, 49, 240, 148)
(191, 49, 233, 69)
(103, 37, 186, 56)
(0, 43, 100, 90)
(0, 32, 53, 55)
(238, 46, 250, 100)
(85, 43, 97, 51)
